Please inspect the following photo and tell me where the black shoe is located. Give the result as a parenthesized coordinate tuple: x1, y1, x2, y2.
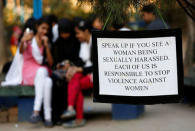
(29, 114, 41, 124)
(44, 120, 53, 128)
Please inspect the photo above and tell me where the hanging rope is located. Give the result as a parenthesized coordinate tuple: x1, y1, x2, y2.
(154, 5, 169, 29)
(102, 8, 112, 31)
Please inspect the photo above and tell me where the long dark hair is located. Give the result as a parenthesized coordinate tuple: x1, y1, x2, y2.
(58, 18, 74, 34)
(36, 16, 52, 66)
(141, 4, 157, 16)
(35, 16, 52, 42)
(18, 17, 36, 43)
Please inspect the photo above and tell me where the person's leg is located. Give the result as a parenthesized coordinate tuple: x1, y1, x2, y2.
(68, 75, 92, 120)
(75, 90, 84, 120)
(80, 75, 93, 90)
(63, 75, 92, 127)
(74, 75, 92, 120)
(63, 88, 86, 128)
(34, 67, 48, 114)
(43, 77, 52, 121)
(30, 67, 48, 123)
(61, 73, 82, 119)
(67, 73, 83, 108)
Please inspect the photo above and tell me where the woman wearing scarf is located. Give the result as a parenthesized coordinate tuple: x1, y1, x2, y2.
(2, 16, 54, 127)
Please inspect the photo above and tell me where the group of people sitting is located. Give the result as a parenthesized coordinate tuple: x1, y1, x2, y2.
(1, 4, 167, 128)
(1, 14, 103, 128)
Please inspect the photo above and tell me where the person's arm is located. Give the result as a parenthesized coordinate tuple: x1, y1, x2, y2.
(19, 32, 33, 54)
(65, 66, 93, 81)
(65, 66, 81, 81)
(45, 46, 53, 67)
(42, 36, 53, 67)
(75, 66, 83, 73)
(19, 40, 25, 54)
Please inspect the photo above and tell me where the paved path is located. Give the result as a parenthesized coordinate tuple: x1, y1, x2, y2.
(0, 98, 195, 131)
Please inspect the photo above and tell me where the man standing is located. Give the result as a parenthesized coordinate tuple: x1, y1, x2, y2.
(141, 4, 168, 30)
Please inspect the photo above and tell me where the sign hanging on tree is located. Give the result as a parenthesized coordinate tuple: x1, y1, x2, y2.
(92, 29, 184, 104)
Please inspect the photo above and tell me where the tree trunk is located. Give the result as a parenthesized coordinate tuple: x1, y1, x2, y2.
(184, 16, 195, 76)
(0, 1, 8, 72)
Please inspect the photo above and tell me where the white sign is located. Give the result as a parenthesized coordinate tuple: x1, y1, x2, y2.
(97, 37, 178, 97)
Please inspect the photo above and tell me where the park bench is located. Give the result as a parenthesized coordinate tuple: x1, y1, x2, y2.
(0, 85, 145, 121)
(0, 85, 35, 121)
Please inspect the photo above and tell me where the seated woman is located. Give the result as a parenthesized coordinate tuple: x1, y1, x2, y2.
(60, 20, 93, 128)
(21, 17, 53, 127)
(51, 18, 80, 124)
(2, 16, 53, 127)
(52, 18, 80, 69)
